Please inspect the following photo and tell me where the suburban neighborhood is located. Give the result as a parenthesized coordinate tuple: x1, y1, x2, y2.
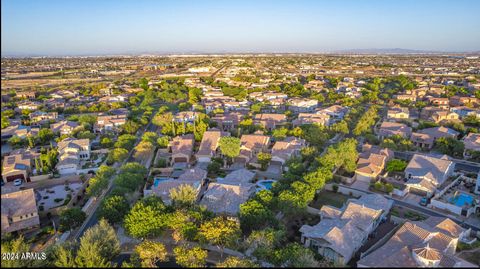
(1, 0, 480, 267)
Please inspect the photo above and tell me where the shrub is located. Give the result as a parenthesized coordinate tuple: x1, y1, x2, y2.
(332, 184, 339, 193)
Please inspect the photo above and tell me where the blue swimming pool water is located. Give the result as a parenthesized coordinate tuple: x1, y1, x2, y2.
(154, 177, 170, 187)
(258, 180, 275, 190)
(450, 193, 474, 207)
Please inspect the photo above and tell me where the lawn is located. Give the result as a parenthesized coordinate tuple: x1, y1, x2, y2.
(310, 190, 351, 209)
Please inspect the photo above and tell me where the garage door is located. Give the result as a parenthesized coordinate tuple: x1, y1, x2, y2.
(409, 187, 428, 197)
(5, 174, 25, 182)
(174, 157, 188, 163)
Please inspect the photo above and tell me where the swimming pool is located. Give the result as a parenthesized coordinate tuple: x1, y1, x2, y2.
(449, 193, 474, 207)
(256, 180, 277, 191)
(153, 177, 170, 187)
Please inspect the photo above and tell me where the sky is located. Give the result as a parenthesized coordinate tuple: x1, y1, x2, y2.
(2, 0, 480, 56)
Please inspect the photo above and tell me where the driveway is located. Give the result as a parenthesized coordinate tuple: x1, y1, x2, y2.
(351, 179, 370, 192)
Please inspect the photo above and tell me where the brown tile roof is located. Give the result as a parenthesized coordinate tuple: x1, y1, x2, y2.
(197, 130, 229, 156)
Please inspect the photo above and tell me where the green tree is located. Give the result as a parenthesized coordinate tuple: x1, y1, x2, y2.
(38, 128, 55, 144)
(100, 137, 114, 148)
(114, 172, 144, 192)
(122, 120, 141, 134)
(198, 217, 241, 257)
(115, 134, 137, 150)
(106, 148, 129, 165)
(273, 243, 320, 267)
(141, 131, 158, 145)
(257, 152, 272, 171)
(86, 165, 115, 197)
(216, 257, 258, 268)
(434, 137, 465, 158)
(170, 184, 198, 208)
(239, 200, 276, 232)
(386, 159, 408, 172)
(272, 128, 289, 140)
(157, 136, 170, 148)
(173, 245, 208, 268)
(124, 196, 169, 238)
(98, 195, 130, 224)
(129, 240, 168, 268)
(330, 120, 349, 134)
(218, 136, 241, 163)
(75, 219, 120, 267)
(59, 208, 86, 232)
(0, 236, 34, 267)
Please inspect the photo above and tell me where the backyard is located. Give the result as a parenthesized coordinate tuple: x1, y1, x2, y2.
(36, 182, 83, 211)
(390, 206, 427, 221)
(310, 190, 353, 209)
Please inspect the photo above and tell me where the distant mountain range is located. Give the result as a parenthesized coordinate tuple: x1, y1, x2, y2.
(2, 48, 479, 58)
(331, 48, 479, 54)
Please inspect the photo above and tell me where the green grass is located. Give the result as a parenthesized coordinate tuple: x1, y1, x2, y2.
(310, 191, 350, 209)
(457, 240, 480, 251)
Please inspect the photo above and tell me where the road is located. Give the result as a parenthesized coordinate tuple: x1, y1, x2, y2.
(74, 119, 156, 240)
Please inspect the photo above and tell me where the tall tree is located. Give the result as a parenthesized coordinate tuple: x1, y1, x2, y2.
(169, 184, 198, 208)
(218, 137, 241, 164)
(198, 217, 241, 257)
(173, 245, 207, 268)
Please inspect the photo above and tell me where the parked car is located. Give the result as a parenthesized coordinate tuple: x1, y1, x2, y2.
(419, 197, 429, 206)
(13, 179, 23, 186)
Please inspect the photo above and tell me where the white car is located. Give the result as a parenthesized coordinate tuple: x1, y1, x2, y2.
(13, 179, 23, 186)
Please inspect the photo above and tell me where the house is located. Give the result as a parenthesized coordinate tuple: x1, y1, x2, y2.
(1, 189, 40, 235)
(17, 100, 41, 110)
(50, 120, 80, 135)
(253, 114, 287, 131)
(56, 138, 90, 175)
(174, 111, 198, 123)
(292, 112, 330, 127)
(94, 114, 127, 133)
(2, 151, 37, 182)
(377, 121, 412, 139)
(395, 94, 417, 102)
(404, 154, 455, 197)
(287, 98, 318, 112)
(248, 91, 288, 102)
(462, 133, 480, 159)
(211, 112, 245, 131)
(319, 105, 349, 121)
(358, 217, 473, 267)
(450, 106, 480, 119)
(430, 110, 459, 123)
(450, 96, 479, 107)
(354, 145, 394, 182)
(16, 91, 37, 100)
(43, 98, 66, 109)
(300, 194, 393, 265)
(387, 107, 409, 120)
(1, 125, 37, 142)
(271, 137, 306, 169)
(428, 97, 450, 109)
(199, 182, 256, 216)
(220, 168, 256, 186)
(236, 133, 271, 166)
(149, 168, 207, 205)
(410, 126, 459, 149)
(170, 134, 195, 165)
(29, 111, 58, 123)
(196, 130, 230, 163)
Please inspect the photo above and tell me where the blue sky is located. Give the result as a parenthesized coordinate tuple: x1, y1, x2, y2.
(2, 0, 479, 56)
